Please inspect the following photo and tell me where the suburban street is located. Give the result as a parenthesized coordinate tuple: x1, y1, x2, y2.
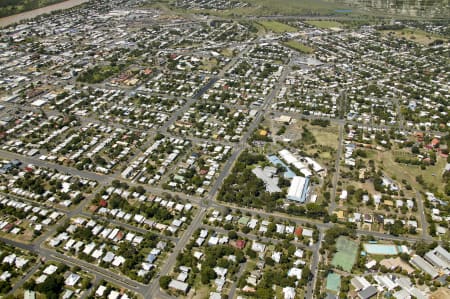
(0, 3, 445, 298)
(329, 123, 344, 214)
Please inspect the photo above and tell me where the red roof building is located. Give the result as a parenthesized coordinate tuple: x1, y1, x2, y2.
(116, 231, 124, 241)
(431, 138, 440, 148)
(231, 239, 246, 250)
(2, 223, 13, 232)
(236, 240, 246, 249)
(415, 132, 424, 142)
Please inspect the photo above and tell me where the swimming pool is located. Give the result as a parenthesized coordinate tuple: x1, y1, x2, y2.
(363, 244, 398, 255)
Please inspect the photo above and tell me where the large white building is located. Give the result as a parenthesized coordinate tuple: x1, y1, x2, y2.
(287, 176, 309, 202)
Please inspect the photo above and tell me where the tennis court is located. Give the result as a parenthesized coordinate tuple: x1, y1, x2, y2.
(326, 273, 341, 293)
(331, 236, 359, 272)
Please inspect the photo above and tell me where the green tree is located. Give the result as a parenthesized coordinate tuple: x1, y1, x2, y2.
(159, 276, 171, 289)
(36, 274, 64, 298)
(228, 230, 238, 240)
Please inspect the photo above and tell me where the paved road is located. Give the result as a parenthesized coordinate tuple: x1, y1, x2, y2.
(329, 123, 344, 214)
(79, 212, 179, 243)
(269, 110, 445, 137)
(7, 261, 41, 296)
(0, 145, 435, 298)
(211, 201, 435, 244)
(416, 191, 432, 240)
(0, 236, 146, 294)
(0, 149, 111, 184)
(228, 260, 247, 299)
(146, 208, 206, 298)
(209, 45, 293, 200)
(201, 224, 312, 251)
(80, 275, 101, 299)
(306, 229, 324, 299)
(144, 44, 263, 298)
(159, 76, 218, 133)
(48, 252, 146, 293)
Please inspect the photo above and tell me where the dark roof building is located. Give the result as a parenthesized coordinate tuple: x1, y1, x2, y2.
(358, 286, 377, 299)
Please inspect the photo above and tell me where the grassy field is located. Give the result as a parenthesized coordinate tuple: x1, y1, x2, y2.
(258, 21, 298, 33)
(311, 128, 339, 149)
(220, 48, 235, 57)
(148, 0, 448, 18)
(320, 152, 333, 160)
(379, 150, 447, 195)
(380, 28, 445, 45)
(192, 285, 210, 298)
(0, 0, 66, 17)
(305, 20, 343, 29)
(246, 0, 342, 16)
(154, 0, 344, 17)
(199, 57, 219, 72)
(282, 40, 314, 53)
(252, 21, 267, 36)
(77, 64, 124, 84)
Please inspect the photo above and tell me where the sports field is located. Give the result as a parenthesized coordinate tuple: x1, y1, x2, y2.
(282, 40, 314, 54)
(331, 236, 358, 272)
(257, 21, 298, 33)
(305, 20, 343, 29)
(326, 272, 341, 293)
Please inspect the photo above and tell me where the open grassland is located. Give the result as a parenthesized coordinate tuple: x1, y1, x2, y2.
(293, 119, 339, 149)
(157, 0, 345, 17)
(378, 150, 447, 195)
(305, 20, 343, 28)
(380, 28, 446, 45)
(258, 20, 298, 33)
(310, 125, 339, 149)
(199, 57, 219, 72)
(252, 21, 267, 36)
(282, 40, 314, 53)
(220, 48, 235, 57)
(0, 0, 66, 17)
(246, 0, 343, 16)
